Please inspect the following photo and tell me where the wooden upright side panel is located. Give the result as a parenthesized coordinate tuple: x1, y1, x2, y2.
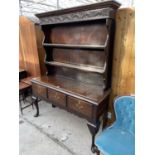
(108, 8, 135, 124)
(19, 16, 41, 76)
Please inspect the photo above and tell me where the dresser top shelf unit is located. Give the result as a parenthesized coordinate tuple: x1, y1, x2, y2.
(33, 0, 120, 99)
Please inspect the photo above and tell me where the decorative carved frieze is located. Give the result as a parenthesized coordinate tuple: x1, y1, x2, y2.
(39, 8, 114, 25)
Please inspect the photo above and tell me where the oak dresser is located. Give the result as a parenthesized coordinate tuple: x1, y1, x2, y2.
(31, 0, 120, 153)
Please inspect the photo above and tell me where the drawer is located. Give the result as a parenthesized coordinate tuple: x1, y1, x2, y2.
(67, 96, 92, 118)
(32, 83, 47, 98)
(48, 89, 66, 106)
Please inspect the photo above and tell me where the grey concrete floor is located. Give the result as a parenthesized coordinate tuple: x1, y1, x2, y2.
(19, 99, 103, 155)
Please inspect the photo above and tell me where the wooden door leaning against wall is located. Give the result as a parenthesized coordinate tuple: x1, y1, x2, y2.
(19, 16, 43, 76)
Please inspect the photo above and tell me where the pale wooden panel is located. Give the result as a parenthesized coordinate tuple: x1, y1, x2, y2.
(19, 34, 25, 69)
(107, 8, 135, 125)
(19, 16, 41, 76)
(35, 25, 47, 75)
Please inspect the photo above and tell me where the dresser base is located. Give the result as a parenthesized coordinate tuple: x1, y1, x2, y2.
(32, 94, 108, 154)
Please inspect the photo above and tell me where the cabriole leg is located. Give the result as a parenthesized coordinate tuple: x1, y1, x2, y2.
(87, 122, 100, 154)
(33, 97, 39, 117)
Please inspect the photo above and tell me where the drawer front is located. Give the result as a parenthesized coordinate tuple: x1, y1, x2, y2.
(32, 83, 47, 98)
(67, 96, 92, 118)
(48, 89, 66, 106)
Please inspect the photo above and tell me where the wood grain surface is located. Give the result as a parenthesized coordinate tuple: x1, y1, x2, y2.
(19, 16, 41, 76)
(108, 7, 135, 125)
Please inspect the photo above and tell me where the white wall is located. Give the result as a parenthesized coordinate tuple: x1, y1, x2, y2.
(117, 0, 134, 7)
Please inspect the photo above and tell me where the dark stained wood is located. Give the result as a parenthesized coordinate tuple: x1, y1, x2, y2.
(68, 96, 93, 118)
(33, 97, 39, 117)
(32, 1, 120, 153)
(48, 88, 66, 106)
(53, 67, 105, 86)
(52, 48, 106, 67)
(32, 75, 107, 105)
(19, 69, 27, 81)
(19, 82, 31, 91)
(45, 61, 105, 73)
(36, 1, 120, 17)
(32, 83, 47, 98)
(87, 121, 100, 153)
(43, 43, 106, 50)
(19, 82, 33, 114)
(50, 22, 108, 45)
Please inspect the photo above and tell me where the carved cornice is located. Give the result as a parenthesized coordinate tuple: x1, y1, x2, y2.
(39, 8, 114, 25)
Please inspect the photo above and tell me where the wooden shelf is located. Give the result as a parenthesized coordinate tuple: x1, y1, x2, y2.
(45, 61, 105, 73)
(43, 43, 105, 50)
